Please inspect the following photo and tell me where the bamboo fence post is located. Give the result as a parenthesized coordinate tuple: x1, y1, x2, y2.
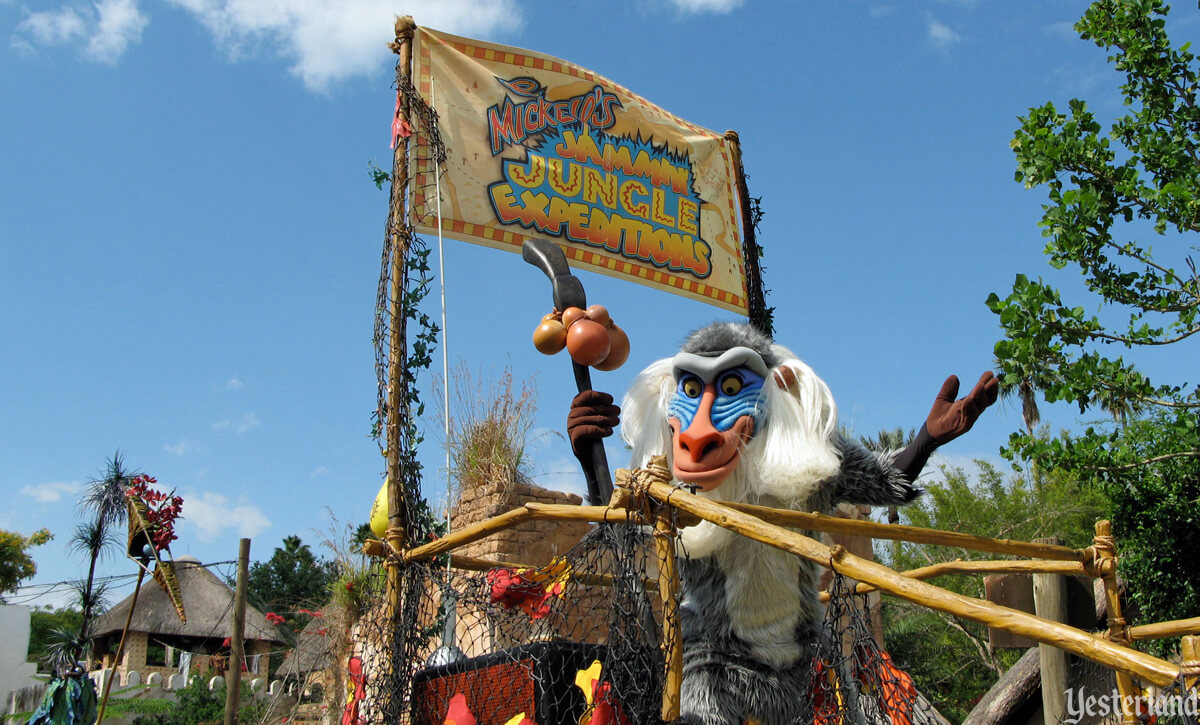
(1033, 536, 1068, 724)
(1182, 635, 1199, 693)
(621, 462, 1180, 686)
(385, 13, 416, 625)
(1093, 520, 1141, 724)
(640, 461, 683, 722)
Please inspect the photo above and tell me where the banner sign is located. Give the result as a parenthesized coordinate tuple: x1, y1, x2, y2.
(410, 27, 748, 314)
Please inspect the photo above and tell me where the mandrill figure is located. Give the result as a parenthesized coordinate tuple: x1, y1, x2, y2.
(569, 322, 997, 725)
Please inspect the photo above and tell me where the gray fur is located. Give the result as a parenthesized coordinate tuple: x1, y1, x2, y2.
(679, 321, 782, 369)
(662, 324, 920, 724)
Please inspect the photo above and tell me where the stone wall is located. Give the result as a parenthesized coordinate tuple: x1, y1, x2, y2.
(450, 479, 591, 565)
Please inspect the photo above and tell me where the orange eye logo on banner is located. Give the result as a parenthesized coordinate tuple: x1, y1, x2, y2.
(409, 27, 748, 314)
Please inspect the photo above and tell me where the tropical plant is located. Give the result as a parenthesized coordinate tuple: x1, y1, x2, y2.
(0, 527, 52, 600)
(988, 0, 1200, 472)
(881, 461, 1108, 722)
(27, 606, 83, 672)
(859, 427, 916, 524)
(987, 0, 1200, 655)
(58, 451, 140, 671)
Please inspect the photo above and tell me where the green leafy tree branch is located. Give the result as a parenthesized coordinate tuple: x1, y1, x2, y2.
(989, 0, 1200, 472)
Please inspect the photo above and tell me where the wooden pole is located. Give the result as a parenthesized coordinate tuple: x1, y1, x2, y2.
(1093, 520, 1141, 724)
(1033, 536, 1068, 724)
(95, 567, 146, 725)
(723, 130, 771, 336)
(385, 15, 416, 639)
(1129, 616, 1200, 641)
(1182, 635, 1199, 693)
(224, 538, 250, 725)
(715, 500, 1088, 562)
(653, 504, 683, 722)
(827, 559, 1087, 600)
(622, 465, 1180, 686)
(400, 505, 644, 563)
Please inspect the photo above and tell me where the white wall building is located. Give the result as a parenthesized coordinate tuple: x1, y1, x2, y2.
(0, 605, 41, 703)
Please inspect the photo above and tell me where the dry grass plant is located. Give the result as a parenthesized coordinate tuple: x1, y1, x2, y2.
(433, 363, 541, 508)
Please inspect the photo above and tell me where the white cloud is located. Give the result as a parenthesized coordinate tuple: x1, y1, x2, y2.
(164, 0, 523, 91)
(309, 465, 331, 478)
(868, 5, 898, 19)
(164, 438, 201, 456)
(15, 7, 87, 46)
(13, 0, 146, 63)
(665, 0, 743, 13)
(20, 481, 79, 504)
(179, 490, 271, 542)
(927, 18, 962, 48)
(213, 411, 260, 433)
(224, 377, 244, 390)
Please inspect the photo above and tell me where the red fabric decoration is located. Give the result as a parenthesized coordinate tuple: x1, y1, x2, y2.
(443, 692, 476, 725)
(341, 656, 366, 725)
(391, 92, 414, 149)
(485, 568, 561, 620)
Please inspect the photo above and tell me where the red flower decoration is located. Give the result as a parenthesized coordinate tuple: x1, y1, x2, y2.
(126, 475, 183, 550)
(266, 612, 286, 625)
(486, 569, 559, 620)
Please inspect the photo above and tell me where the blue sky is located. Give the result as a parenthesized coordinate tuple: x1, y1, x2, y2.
(3, 0, 1193, 609)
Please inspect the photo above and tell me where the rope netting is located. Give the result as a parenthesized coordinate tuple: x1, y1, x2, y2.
(352, 523, 663, 724)
(341, 514, 973, 724)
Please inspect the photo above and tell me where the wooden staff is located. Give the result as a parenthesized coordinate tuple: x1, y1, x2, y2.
(622, 462, 1180, 687)
(715, 500, 1088, 562)
(1034, 536, 1069, 724)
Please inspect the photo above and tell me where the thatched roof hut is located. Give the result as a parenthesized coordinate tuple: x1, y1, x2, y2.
(90, 556, 289, 681)
(276, 623, 334, 678)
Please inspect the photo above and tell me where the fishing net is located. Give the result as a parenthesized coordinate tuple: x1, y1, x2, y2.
(352, 521, 664, 724)
(343, 503, 968, 725)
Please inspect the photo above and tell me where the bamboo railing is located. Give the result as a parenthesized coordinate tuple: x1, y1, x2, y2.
(373, 456, 1196, 718)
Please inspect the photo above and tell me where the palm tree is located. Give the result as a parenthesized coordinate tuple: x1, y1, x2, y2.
(995, 367, 1045, 491)
(67, 451, 140, 668)
(860, 428, 916, 525)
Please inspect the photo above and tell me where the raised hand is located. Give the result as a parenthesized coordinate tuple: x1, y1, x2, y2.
(925, 371, 999, 444)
